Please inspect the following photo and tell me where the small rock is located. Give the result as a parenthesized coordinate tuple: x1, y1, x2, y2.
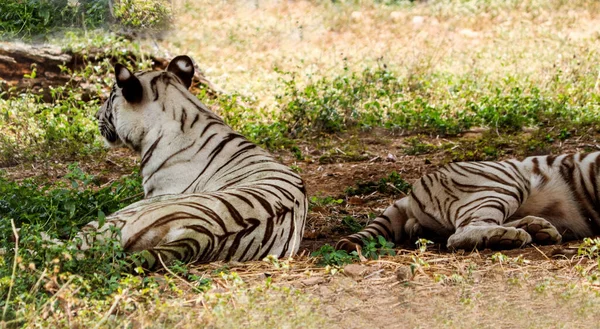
(550, 247, 578, 258)
(303, 229, 318, 239)
(412, 16, 425, 26)
(396, 265, 412, 282)
(350, 11, 363, 22)
(386, 153, 397, 162)
(459, 29, 479, 38)
(390, 11, 403, 22)
(301, 276, 325, 286)
(259, 272, 272, 279)
(343, 264, 368, 279)
(318, 285, 334, 297)
(348, 197, 363, 205)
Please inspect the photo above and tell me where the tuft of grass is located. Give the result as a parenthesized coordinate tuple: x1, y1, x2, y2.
(340, 216, 364, 234)
(360, 236, 396, 259)
(311, 245, 358, 267)
(404, 136, 437, 155)
(309, 195, 344, 208)
(441, 129, 566, 163)
(345, 171, 412, 197)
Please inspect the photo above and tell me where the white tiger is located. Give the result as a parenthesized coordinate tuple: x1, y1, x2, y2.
(337, 153, 600, 252)
(79, 55, 307, 269)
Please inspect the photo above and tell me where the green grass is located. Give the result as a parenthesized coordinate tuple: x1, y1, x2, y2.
(311, 236, 396, 267)
(0, 165, 143, 323)
(205, 67, 600, 153)
(0, 87, 103, 166)
(0, 0, 110, 40)
(0, 0, 172, 41)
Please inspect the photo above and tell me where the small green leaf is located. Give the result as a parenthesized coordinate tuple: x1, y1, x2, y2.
(98, 209, 106, 227)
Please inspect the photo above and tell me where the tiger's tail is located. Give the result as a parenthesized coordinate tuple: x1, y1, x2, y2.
(336, 197, 418, 252)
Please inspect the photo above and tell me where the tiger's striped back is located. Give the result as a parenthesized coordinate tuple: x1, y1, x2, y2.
(82, 56, 307, 268)
(338, 152, 600, 252)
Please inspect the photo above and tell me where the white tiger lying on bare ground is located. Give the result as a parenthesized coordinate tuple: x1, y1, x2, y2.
(77, 56, 307, 269)
(338, 153, 600, 252)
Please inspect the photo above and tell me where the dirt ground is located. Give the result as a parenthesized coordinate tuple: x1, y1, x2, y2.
(6, 133, 600, 328)
(288, 137, 600, 329)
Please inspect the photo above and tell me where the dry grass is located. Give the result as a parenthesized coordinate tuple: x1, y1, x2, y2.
(13, 244, 600, 329)
(158, 0, 600, 107)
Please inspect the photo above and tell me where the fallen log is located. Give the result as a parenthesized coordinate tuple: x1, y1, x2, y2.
(0, 42, 220, 102)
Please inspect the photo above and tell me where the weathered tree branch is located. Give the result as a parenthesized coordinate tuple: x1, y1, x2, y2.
(0, 42, 220, 102)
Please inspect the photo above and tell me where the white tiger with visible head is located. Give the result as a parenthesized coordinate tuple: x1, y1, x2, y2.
(83, 55, 307, 269)
(338, 153, 600, 253)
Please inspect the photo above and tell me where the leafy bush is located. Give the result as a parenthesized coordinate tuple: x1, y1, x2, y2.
(311, 245, 358, 267)
(0, 88, 102, 166)
(278, 68, 404, 136)
(360, 236, 396, 259)
(0, 0, 172, 40)
(309, 195, 344, 207)
(0, 165, 141, 237)
(0, 0, 110, 40)
(311, 237, 396, 267)
(0, 165, 143, 322)
(112, 0, 172, 30)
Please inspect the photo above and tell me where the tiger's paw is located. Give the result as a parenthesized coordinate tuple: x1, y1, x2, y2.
(506, 216, 562, 245)
(447, 226, 532, 250)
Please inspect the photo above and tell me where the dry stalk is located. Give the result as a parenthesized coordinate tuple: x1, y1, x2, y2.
(157, 253, 200, 292)
(94, 288, 128, 329)
(1, 219, 19, 323)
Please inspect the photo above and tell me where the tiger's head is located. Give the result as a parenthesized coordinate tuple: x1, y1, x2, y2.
(96, 55, 195, 152)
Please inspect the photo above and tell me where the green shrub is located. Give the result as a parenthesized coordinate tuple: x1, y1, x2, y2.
(112, 0, 172, 30)
(360, 236, 396, 259)
(311, 245, 358, 267)
(0, 0, 172, 40)
(0, 0, 110, 40)
(0, 165, 143, 322)
(0, 87, 102, 166)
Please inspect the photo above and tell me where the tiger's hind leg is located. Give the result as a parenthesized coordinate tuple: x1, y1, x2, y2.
(336, 197, 419, 252)
(503, 216, 562, 245)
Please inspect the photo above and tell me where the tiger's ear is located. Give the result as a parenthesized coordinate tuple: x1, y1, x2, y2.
(166, 55, 194, 89)
(114, 64, 143, 103)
